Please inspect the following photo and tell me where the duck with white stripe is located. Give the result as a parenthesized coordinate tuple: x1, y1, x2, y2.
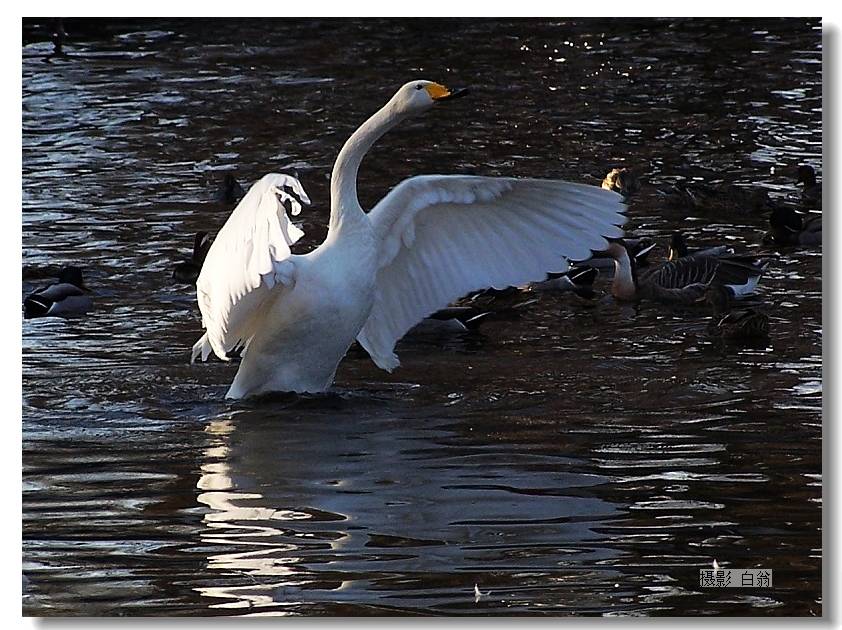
(527, 264, 601, 298)
(406, 306, 498, 337)
(23, 266, 92, 319)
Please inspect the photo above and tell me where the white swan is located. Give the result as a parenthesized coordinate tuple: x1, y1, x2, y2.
(191, 80, 627, 398)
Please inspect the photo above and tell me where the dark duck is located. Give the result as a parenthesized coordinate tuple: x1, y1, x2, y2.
(23, 266, 92, 319)
(173, 232, 212, 284)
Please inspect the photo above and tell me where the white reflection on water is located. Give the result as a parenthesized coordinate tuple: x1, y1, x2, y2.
(195, 419, 304, 610)
(189, 407, 624, 613)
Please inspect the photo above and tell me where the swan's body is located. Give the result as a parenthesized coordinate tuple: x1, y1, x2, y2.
(228, 226, 379, 396)
(191, 81, 627, 398)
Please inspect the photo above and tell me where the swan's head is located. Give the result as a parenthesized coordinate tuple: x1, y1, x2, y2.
(389, 80, 468, 115)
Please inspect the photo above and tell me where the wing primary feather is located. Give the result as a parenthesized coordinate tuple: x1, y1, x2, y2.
(358, 175, 625, 368)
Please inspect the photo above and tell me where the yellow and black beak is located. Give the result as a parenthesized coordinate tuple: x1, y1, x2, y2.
(425, 83, 469, 102)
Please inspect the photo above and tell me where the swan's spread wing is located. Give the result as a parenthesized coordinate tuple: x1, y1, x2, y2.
(358, 175, 626, 369)
(195, 173, 309, 361)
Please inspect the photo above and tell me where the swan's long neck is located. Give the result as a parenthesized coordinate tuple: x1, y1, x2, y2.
(328, 101, 404, 236)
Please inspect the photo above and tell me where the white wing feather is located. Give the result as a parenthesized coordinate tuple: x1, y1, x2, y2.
(357, 175, 626, 370)
(194, 173, 310, 362)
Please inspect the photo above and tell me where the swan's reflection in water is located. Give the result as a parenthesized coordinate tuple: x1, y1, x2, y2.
(196, 419, 303, 613)
(191, 402, 624, 614)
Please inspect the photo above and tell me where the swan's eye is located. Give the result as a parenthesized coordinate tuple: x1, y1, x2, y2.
(415, 84, 423, 90)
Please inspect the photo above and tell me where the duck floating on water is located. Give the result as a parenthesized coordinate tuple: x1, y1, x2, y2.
(215, 172, 246, 205)
(796, 165, 821, 210)
(528, 265, 600, 298)
(668, 231, 735, 261)
(407, 306, 493, 336)
(662, 180, 771, 214)
(767, 205, 821, 246)
(605, 240, 769, 304)
(173, 231, 212, 284)
(601, 168, 640, 197)
(23, 266, 92, 319)
(409, 286, 543, 337)
(702, 284, 770, 342)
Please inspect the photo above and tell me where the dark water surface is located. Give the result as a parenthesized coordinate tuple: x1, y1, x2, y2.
(22, 18, 821, 616)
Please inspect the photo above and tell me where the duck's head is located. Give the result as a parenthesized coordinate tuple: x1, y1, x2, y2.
(603, 238, 640, 299)
(604, 238, 631, 261)
(605, 238, 640, 275)
(796, 165, 817, 186)
(388, 80, 468, 116)
(602, 168, 640, 196)
(668, 232, 688, 261)
(57, 266, 86, 289)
